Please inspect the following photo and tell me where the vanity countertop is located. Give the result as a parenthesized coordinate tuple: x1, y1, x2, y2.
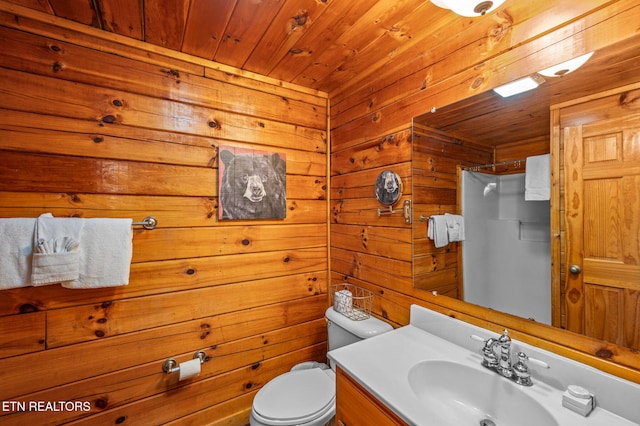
(328, 306, 640, 426)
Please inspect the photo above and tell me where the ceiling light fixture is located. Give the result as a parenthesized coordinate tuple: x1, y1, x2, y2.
(430, 0, 506, 17)
(538, 52, 594, 77)
(493, 74, 545, 98)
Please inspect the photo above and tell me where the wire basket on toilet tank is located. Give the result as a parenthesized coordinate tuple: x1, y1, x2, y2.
(331, 283, 373, 321)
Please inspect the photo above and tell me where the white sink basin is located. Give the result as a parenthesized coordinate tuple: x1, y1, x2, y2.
(408, 360, 559, 426)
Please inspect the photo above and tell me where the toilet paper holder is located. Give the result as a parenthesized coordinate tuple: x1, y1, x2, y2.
(162, 350, 207, 374)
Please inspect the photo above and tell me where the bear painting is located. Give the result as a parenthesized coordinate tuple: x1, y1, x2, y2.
(218, 147, 287, 220)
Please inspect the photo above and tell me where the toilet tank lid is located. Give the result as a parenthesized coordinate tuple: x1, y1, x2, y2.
(325, 307, 393, 339)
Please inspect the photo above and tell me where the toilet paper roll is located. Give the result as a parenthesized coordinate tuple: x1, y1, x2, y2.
(178, 358, 201, 381)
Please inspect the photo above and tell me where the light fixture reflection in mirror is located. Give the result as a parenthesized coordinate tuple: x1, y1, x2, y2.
(493, 74, 545, 98)
(430, 0, 506, 17)
(493, 53, 594, 98)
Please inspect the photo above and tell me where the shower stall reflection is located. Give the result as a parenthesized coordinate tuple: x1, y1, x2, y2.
(461, 170, 551, 324)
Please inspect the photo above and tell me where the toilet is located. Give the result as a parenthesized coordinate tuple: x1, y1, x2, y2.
(249, 306, 393, 426)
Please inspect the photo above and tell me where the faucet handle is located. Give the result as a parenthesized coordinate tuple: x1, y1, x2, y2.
(470, 334, 487, 343)
(513, 352, 533, 386)
(524, 354, 550, 369)
(513, 351, 550, 386)
(470, 334, 498, 368)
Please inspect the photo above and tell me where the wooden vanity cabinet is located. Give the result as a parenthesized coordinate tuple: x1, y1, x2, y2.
(335, 367, 408, 426)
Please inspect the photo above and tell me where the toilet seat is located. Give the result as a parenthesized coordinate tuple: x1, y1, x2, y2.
(251, 368, 336, 426)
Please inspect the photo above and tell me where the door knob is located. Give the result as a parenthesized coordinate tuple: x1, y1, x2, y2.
(569, 264, 581, 274)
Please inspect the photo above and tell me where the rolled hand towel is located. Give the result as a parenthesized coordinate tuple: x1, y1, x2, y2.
(31, 214, 83, 286)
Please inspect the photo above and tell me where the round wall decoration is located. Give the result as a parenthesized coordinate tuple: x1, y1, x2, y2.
(375, 170, 402, 206)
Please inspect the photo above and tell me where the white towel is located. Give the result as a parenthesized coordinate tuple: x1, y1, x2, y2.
(427, 215, 449, 248)
(525, 154, 550, 201)
(31, 213, 83, 286)
(0, 218, 36, 289)
(62, 218, 133, 289)
(444, 213, 465, 242)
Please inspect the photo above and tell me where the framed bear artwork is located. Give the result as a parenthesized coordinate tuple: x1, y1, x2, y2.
(218, 146, 287, 220)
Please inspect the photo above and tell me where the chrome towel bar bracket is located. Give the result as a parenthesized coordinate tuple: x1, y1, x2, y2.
(131, 216, 158, 230)
(377, 200, 412, 224)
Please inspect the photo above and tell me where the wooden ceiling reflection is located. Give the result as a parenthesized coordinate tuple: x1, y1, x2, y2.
(414, 34, 640, 146)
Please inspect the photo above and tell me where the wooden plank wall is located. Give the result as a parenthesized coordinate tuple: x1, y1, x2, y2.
(0, 10, 328, 426)
(330, 0, 640, 382)
(412, 126, 492, 298)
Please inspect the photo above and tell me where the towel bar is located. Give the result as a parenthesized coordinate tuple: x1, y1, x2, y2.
(464, 159, 524, 172)
(131, 216, 157, 230)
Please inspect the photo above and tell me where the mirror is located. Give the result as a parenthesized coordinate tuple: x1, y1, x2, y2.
(375, 170, 403, 206)
(411, 35, 640, 356)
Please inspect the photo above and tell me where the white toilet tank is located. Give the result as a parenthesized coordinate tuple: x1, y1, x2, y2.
(325, 306, 393, 352)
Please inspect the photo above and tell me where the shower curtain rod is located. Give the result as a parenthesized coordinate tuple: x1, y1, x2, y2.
(464, 158, 525, 172)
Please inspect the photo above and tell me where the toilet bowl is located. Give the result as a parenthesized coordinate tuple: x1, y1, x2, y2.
(249, 306, 393, 426)
(250, 365, 335, 426)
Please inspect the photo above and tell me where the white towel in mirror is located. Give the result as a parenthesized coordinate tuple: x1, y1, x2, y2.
(427, 215, 449, 248)
(444, 213, 465, 242)
(525, 154, 550, 201)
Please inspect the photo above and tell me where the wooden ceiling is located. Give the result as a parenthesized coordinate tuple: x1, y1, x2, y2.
(4, 0, 452, 97)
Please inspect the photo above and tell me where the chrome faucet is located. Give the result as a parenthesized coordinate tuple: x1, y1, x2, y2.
(471, 329, 549, 386)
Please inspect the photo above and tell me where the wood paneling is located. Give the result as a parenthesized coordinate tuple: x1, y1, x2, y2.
(494, 137, 550, 165)
(0, 11, 328, 425)
(0, 311, 45, 358)
(411, 127, 492, 298)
